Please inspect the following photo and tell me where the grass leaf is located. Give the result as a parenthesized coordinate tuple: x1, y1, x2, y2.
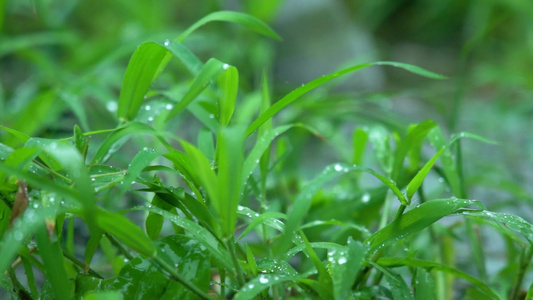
(246, 62, 446, 136)
(95, 208, 157, 257)
(378, 257, 499, 300)
(117, 42, 169, 122)
(166, 58, 227, 121)
(366, 198, 481, 250)
(177, 10, 282, 43)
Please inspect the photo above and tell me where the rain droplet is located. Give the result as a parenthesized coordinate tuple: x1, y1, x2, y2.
(145, 105, 151, 111)
(334, 164, 343, 172)
(222, 63, 230, 70)
(338, 257, 347, 264)
(165, 103, 173, 110)
(259, 276, 269, 284)
(164, 39, 171, 47)
(13, 231, 23, 241)
(361, 193, 371, 203)
(209, 114, 215, 119)
(106, 101, 118, 112)
(148, 116, 154, 122)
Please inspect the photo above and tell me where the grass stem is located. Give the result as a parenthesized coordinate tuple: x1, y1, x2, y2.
(227, 237, 246, 287)
(509, 244, 533, 300)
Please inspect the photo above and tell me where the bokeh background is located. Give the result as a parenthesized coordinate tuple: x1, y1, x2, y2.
(2, 0, 533, 292)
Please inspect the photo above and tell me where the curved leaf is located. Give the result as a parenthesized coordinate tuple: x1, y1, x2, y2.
(246, 62, 446, 136)
(117, 42, 169, 122)
(133, 206, 233, 270)
(378, 257, 499, 300)
(366, 198, 482, 251)
(177, 10, 281, 43)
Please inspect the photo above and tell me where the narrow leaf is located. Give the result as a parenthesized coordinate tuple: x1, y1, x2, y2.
(366, 198, 481, 250)
(246, 62, 445, 136)
(95, 208, 157, 257)
(177, 10, 282, 43)
(118, 42, 169, 122)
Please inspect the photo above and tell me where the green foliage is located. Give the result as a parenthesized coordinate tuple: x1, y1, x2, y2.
(1, 2, 533, 300)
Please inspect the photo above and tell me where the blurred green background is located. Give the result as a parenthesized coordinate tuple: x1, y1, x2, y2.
(1, 0, 533, 286)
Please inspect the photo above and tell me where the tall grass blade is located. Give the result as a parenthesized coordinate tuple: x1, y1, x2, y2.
(246, 62, 446, 136)
(366, 198, 482, 250)
(218, 65, 239, 126)
(135, 206, 233, 269)
(216, 126, 245, 238)
(378, 257, 499, 300)
(117, 42, 168, 122)
(405, 148, 445, 203)
(35, 225, 74, 298)
(166, 58, 227, 121)
(95, 208, 157, 257)
(176, 11, 282, 43)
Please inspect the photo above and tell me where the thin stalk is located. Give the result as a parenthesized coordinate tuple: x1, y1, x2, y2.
(419, 185, 452, 300)
(62, 248, 103, 279)
(104, 233, 134, 260)
(220, 268, 226, 299)
(21, 256, 39, 298)
(152, 255, 212, 300)
(509, 244, 533, 300)
(34, 160, 72, 183)
(90, 170, 128, 178)
(227, 237, 246, 286)
(456, 141, 487, 281)
(378, 189, 393, 230)
(394, 204, 406, 220)
(7, 266, 33, 300)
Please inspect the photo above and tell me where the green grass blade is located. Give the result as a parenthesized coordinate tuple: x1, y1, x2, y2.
(245, 244, 259, 277)
(176, 10, 282, 43)
(164, 42, 203, 76)
(117, 42, 169, 122)
(427, 127, 461, 195)
(299, 230, 333, 295)
(134, 206, 233, 270)
(95, 208, 157, 257)
(246, 62, 445, 136)
(0, 162, 82, 206)
(366, 198, 481, 251)
(378, 257, 499, 300)
(330, 238, 369, 300)
(241, 124, 293, 190)
(180, 140, 218, 210)
(237, 211, 286, 241)
(405, 147, 445, 203)
(352, 127, 368, 166)
(449, 131, 499, 146)
(391, 120, 437, 181)
(0, 206, 53, 274)
(415, 268, 436, 300)
(218, 65, 239, 126)
(116, 148, 162, 201)
(459, 210, 533, 244)
(374, 61, 447, 79)
(277, 163, 406, 256)
(379, 267, 414, 300)
(0, 125, 31, 143)
(198, 129, 215, 161)
(35, 225, 74, 298)
(216, 126, 245, 237)
(91, 121, 172, 164)
(234, 274, 303, 300)
(166, 58, 227, 121)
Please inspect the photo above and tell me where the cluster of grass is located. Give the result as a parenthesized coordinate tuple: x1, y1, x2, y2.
(1, 2, 533, 300)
